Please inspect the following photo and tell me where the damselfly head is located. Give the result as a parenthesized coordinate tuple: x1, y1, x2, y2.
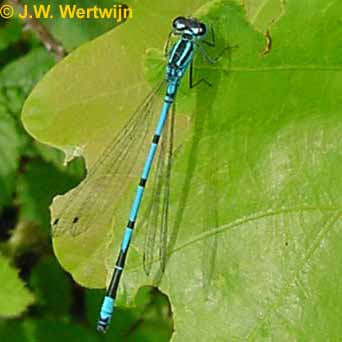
(172, 16, 207, 37)
(172, 16, 187, 31)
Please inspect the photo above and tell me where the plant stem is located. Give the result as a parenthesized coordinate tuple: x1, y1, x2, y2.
(9, 0, 67, 60)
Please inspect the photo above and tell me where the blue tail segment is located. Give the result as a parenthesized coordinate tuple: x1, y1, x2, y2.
(97, 296, 115, 333)
(129, 185, 144, 222)
(97, 16, 211, 333)
(121, 227, 133, 252)
(142, 143, 158, 179)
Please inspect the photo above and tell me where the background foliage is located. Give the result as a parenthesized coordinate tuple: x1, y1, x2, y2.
(0, 0, 172, 340)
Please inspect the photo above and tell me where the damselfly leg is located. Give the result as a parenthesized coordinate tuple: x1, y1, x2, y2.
(189, 26, 237, 88)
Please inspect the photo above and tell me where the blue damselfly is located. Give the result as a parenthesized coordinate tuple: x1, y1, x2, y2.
(52, 16, 228, 333)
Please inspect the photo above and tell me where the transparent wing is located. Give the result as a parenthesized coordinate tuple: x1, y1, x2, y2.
(142, 104, 175, 275)
(51, 81, 166, 237)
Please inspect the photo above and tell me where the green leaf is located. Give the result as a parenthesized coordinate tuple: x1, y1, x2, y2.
(29, 256, 72, 317)
(0, 110, 21, 207)
(0, 253, 34, 317)
(0, 47, 56, 161)
(22, 0, 342, 340)
(0, 47, 55, 95)
(1, 319, 100, 342)
(0, 321, 26, 342)
(86, 287, 173, 341)
(243, 0, 284, 32)
(0, 19, 22, 51)
(0, 47, 56, 209)
(23, 319, 100, 342)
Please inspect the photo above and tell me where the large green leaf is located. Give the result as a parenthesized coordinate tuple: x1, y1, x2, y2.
(0, 253, 34, 317)
(22, 0, 342, 340)
(243, 0, 284, 32)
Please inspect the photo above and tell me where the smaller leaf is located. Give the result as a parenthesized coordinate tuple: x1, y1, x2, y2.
(0, 20, 22, 51)
(0, 253, 34, 317)
(29, 256, 72, 318)
(85, 287, 173, 342)
(0, 321, 26, 342)
(0, 110, 21, 207)
(24, 319, 99, 342)
(0, 47, 54, 93)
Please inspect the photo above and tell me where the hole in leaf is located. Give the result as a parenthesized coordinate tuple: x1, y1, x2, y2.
(133, 286, 174, 338)
(73, 217, 79, 224)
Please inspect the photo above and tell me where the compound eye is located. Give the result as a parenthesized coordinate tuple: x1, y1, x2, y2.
(190, 22, 207, 36)
(198, 23, 207, 36)
(173, 16, 187, 31)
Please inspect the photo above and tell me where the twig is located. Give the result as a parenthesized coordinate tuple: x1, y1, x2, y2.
(9, 0, 67, 60)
